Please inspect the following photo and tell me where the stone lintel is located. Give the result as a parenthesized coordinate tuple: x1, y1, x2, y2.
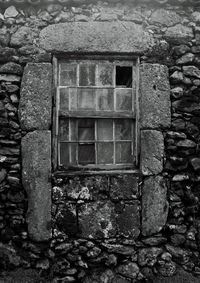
(19, 63, 52, 131)
(39, 22, 155, 54)
(140, 130, 164, 176)
(22, 130, 52, 242)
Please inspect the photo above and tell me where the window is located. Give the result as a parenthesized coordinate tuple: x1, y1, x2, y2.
(54, 57, 139, 170)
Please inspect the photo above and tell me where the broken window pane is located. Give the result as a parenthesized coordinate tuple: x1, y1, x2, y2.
(78, 119, 95, 141)
(78, 88, 96, 110)
(116, 142, 132, 163)
(97, 119, 113, 140)
(78, 144, 95, 164)
(97, 89, 114, 111)
(116, 89, 132, 111)
(79, 64, 96, 86)
(115, 119, 132, 140)
(98, 63, 113, 86)
(116, 66, 132, 88)
(59, 88, 69, 111)
(97, 142, 113, 164)
(60, 63, 77, 86)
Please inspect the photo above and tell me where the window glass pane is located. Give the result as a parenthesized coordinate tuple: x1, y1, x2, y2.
(115, 119, 132, 140)
(97, 119, 113, 140)
(98, 63, 113, 86)
(78, 119, 95, 141)
(116, 89, 132, 111)
(70, 143, 77, 164)
(59, 142, 69, 166)
(116, 66, 132, 88)
(79, 64, 96, 86)
(59, 118, 69, 141)
(97, 89, 114, 111)
(78, 88, 96, 110)
(59, 88, 69, 111)
(79, 144, 95, 164)
(70, 119, 77, 141)
(69, 88, 78, 110)
(97, 142, 113, 164)
(116, 142, 132, 163)
(60, 63, 77, 86)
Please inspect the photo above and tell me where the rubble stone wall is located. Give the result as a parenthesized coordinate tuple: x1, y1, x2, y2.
(1, 2, 200, 282)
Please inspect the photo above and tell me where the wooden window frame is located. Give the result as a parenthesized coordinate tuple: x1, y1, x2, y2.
(52, 55, 140, 174)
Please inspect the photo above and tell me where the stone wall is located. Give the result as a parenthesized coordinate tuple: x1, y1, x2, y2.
(1, 2, 200, 283)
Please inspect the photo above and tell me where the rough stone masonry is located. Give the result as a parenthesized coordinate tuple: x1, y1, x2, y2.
(1, 1, 200, 283)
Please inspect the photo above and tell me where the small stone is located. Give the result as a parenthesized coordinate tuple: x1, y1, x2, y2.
(157, 260, 176, 277)
(170, 87, 184, 99)
(36, 258, 50, 270)
(176, 53, 194, 65)
(167, 131, 186, 139)
(7, 176, 20, 187)
(55, 242, 73, 253)
(165, 245, 190, 265)
(173, 45, 190, 56)
(101, 243, 135, 256)
(86, 247, 101, 258)
(10, 94, 19, 104)
(0, 62, 23, 76)
(4, 6, 19, 18)
(138, 247, 162, 266)
(116, 262, 139, 279)
(0, 169, 7, 183)
(172, 174, 190, 181)
(164, 24, 193, 45)
(0, 74, 21, 82)
(183, 65, 200, 79)
(142, 236, 167, 246)
(170, 71, 184, 82)
(177, 139, 196, 148)
(170, 234, 185, 246)
(190, 158, 200, 171)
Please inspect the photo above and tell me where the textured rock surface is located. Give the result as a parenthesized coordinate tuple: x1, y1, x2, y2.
(19, 63, 52, 131)
(39, 22, 156, 54)
(140, 63, 171, 129)
(140, 130, 164, 175)
(22, 130, 51, 241)
(164, 24, 193, 44)
(142, 176, 169, 236)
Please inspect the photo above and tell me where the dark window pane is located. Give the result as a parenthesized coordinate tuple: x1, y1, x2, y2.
(116, 142, 132, 163)
(116, 89, 132, 111)
(115, 119, 132, 140)
(59, 143, 77, 166)
(59, 142, 69, 166)
(70, 119, 78, 141)
(59, 118, 69, 141)
(97, 119, 113, 140)
(98, 63, 113, 86)
(97, 89, 114, 111)
(78, 119, 95, 141)
(116, 66, 132, 87)
(60, 88, 69, 111)
(79, 64, 96, 86)
(97, 142, 113, 164)
(78, 88, 96, 110)
(79, 144, 95, 164)
(60, 63, 77, 86)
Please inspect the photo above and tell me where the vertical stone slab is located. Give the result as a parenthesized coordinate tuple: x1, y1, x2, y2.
(22, 130, 51, 241)
(19, 63, 52, 131)
(140, 130, 164, 175)
(142, 176, 169, 236)
(139, 63, 171, 129)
